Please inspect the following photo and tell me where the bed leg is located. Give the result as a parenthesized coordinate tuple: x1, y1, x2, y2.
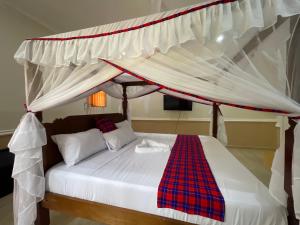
(35, 203, 50, 225)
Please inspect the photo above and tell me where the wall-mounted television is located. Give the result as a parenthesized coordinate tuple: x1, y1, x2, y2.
(163, 95, 192, 111)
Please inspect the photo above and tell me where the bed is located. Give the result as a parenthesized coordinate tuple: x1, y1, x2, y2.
(37, 113, 287, 225)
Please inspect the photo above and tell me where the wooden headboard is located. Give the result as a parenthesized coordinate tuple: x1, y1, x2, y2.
(42, 113, 124, 172)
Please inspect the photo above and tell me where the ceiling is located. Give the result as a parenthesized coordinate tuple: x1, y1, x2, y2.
(3, 0, 202, 34)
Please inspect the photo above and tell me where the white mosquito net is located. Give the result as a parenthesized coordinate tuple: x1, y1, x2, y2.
(8, 0, 300, 224)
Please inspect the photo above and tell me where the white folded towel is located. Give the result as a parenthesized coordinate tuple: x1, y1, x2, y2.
(135, 139, 171, 154)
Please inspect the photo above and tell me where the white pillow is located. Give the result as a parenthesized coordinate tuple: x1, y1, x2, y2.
(103, 126, 137, 151)
(51, 128, 107, 167)
(115, 120, 131, 129)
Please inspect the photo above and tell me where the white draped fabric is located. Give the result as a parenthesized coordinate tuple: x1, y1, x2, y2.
(8, 113, 46, 225)
(109, 43, 300, 114)
(270, 119, 300, 222)
(9, 0, 300, 224)
(101, 82, 159, 99)
(14, 0, 300, 67)
(270, 117, 289, 207)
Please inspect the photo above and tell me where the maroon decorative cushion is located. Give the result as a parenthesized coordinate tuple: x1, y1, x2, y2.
(95, 118, 117, 133)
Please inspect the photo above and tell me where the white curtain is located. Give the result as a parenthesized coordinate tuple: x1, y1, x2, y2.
(101, 82, 159, 99)
(9, 0, 300, 224)
(288, 17, 300, 102)
(8, 113, 46, 225)
(110, 44, 300, 114)
(23, 61, 123, 112)
(14, 0, 300, 67)
(270, 117, 289, 207)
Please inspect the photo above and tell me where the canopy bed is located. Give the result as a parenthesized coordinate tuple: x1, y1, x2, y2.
(7, 0, 300, 225)
(32, 112, 284, 225)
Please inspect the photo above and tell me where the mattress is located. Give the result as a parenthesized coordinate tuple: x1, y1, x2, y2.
(46, 133, 287, 225)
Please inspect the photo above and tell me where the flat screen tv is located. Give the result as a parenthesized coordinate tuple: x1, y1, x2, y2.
(163, 95, 192, 111)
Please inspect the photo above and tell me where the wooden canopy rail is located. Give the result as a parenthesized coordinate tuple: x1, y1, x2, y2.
(37, 192, 193, 225)
(121, 81, 149, 86)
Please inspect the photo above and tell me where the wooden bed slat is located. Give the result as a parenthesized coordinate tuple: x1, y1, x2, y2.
(42, 192, 193, 225)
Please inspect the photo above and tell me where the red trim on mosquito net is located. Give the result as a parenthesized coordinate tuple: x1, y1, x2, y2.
(102, 59, 291, 115)
(71, 71, 125, 100)
(27, 0, 237, 41)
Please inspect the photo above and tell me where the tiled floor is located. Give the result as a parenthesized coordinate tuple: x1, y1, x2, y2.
(0, 194, 13, 225)
(0, 148, 273, 225)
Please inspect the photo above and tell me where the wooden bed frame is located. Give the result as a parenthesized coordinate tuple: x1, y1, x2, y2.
(35, 113, 193, 225)
(33, 79, 298, 225)
(35, 112, 299, 225)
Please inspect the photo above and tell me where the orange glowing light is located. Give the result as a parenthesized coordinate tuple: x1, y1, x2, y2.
(88, 91, 106, 107)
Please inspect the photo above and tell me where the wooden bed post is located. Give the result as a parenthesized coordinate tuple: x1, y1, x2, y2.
(284, 118, 299, 225)
(122, 84, 128, 120)
(35, 202, 50, 225)
(35, 111, 43, 122)
(34, 111, 50, 225)
(113, 80, 147, 120)
(212, 103, 218, 138)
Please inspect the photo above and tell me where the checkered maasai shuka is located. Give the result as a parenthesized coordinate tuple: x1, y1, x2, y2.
(157, 135, 225, 222)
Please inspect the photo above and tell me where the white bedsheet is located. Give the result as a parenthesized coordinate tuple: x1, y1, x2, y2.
(46, 133, 287, 225)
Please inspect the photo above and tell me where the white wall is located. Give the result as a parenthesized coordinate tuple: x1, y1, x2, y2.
(0, 3, 52, 131)
(43, 97, 122, 123)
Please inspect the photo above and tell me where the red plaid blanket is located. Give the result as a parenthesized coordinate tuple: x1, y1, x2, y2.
(157, 135, 225, 221)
